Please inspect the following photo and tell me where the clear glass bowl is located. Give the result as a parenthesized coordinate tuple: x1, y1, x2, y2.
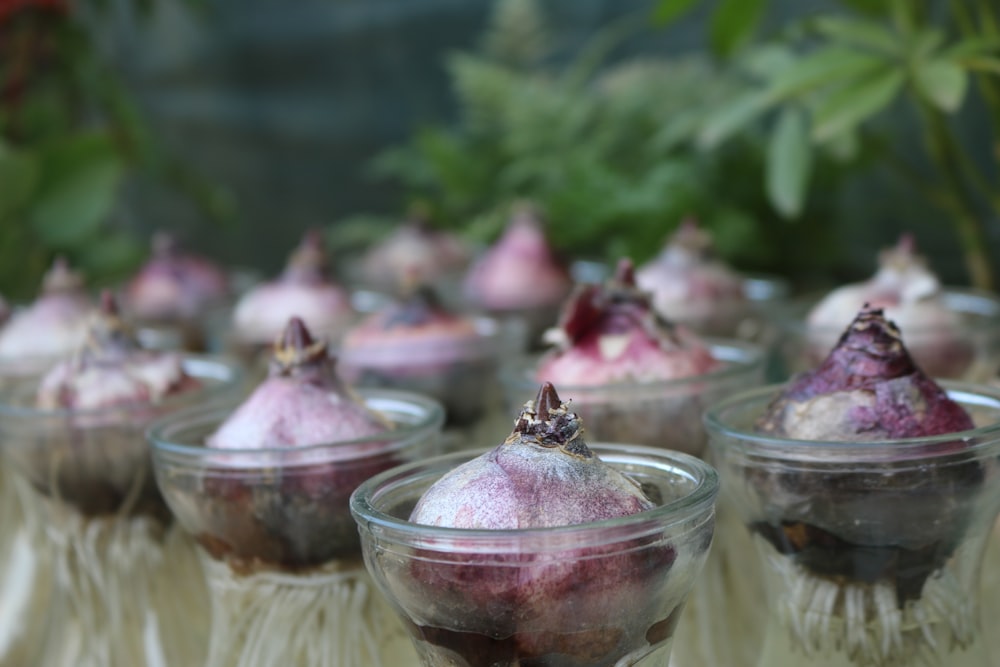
(338, 316, 502, 427)
(148, 390, 444, 568)
(0, 356, 245, 519)
(773, 289, 1000, 382)
(705, 382, 1000, 667)
(501, 339, 765, 457)
(350, 443, 719, 667)
(0, 355, 245, 667)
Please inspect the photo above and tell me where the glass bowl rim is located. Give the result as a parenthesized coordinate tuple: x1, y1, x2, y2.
(146, 387, 445, 461)
(337, 314, 502, 361)
(703, 380, 1000, 463)
(775, 287, 1000, 336)
(501, 337, 766, 395)
(349, 442, 719, 549)
(0, 354, 244, 420)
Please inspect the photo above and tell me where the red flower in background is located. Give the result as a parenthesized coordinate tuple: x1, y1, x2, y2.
(0, 0, 67, 23)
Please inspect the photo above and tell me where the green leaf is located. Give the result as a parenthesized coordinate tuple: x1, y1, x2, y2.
(812, 17, 900, 54)
(652, 0, 700, 27)
(766, 47, 887, 100)
(698, 92, 773, 148)
(0, 146, 40, 218)
(812, 69, 904, 141)
(946, 36, 1000, 59)
(29, 134, 125, 246)
(709, 0, 767, 58)
(914, 59, 969, 112)
(766, 107, 813, 218)
(77, 232, 142, 280)
(837, 0, 891, 16)
(824, 128, 860, 163)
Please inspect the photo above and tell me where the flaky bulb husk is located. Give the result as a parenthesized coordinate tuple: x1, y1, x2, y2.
(806, 235, 971, 378)
(232, 230, 353, 346)
(635, 219, 747, 335)
(402, 383, 676, 665)
(189, 318, 397, 570)
(0, 258, 92, 366)
(752, 307, 981, 602)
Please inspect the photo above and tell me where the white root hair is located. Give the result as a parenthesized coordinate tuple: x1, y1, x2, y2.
(0, 471, 51, 667)
(762, 536, 980, 667)
(669, 501, 765, 667)
(200, 555, 416, 667)
(22, 496, 208, 667)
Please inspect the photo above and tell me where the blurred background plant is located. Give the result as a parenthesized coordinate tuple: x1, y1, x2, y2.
(656, 0, 1000, 289)
(0, 0, 231, 299)
(333, 0, 861, 282)
(336, 0, 1000, 289)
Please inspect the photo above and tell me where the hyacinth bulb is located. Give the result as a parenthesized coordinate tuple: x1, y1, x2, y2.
(342, 286, 480, 375)
(125, 232, 229, 321)
(232, 230, 353, 345)
(0, 257, 92, 362)
(806, 234, 973, 378)
(209, 317, 389, 456)
(538, 258, 720, 386)
(411, 382, 654, 529)
(463, 203, 571, 312)
(37, 292, 202, 412)
(19, 292, 202, 518)
(361, 216, 470, 292)
(760, 306, 974, 442)
(524, 259, 731, 454)
(340, 285, 499, 426)
(752, 306, 980, 603)
(635, 219, 746, 333)
(406, 382, 675, 664)
(196, 317, 397, 567)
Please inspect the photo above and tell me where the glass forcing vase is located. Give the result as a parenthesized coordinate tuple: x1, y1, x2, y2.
(705, 383, 1000, 667)
(149, 390, 444, 667)
(350, 443, 719, 667)
(0, 356, 243, 667)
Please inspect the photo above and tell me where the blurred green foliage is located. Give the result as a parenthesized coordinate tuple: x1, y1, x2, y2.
(335, 0, 865, 281)
(654, 0, 1000, 288)
(0, 1, 230, 300)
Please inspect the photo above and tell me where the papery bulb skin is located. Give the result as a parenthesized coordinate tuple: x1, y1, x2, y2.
(806, 235, 970, 378)
(463, 203, 571, 313)
(124, 233, 229, 330)
(24, 292, 202, 518)
(0, 258, 92, 363)
(198, 318, 399, 569)
(636, 219, 747, 335)
(752, 306, 982, 604)
(340, 286, 496, 425)
(361, 216, 471, 293)
(532, 259, 723, 453)
(231, 230, 353, 347)
(405, 383, 675, 665)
